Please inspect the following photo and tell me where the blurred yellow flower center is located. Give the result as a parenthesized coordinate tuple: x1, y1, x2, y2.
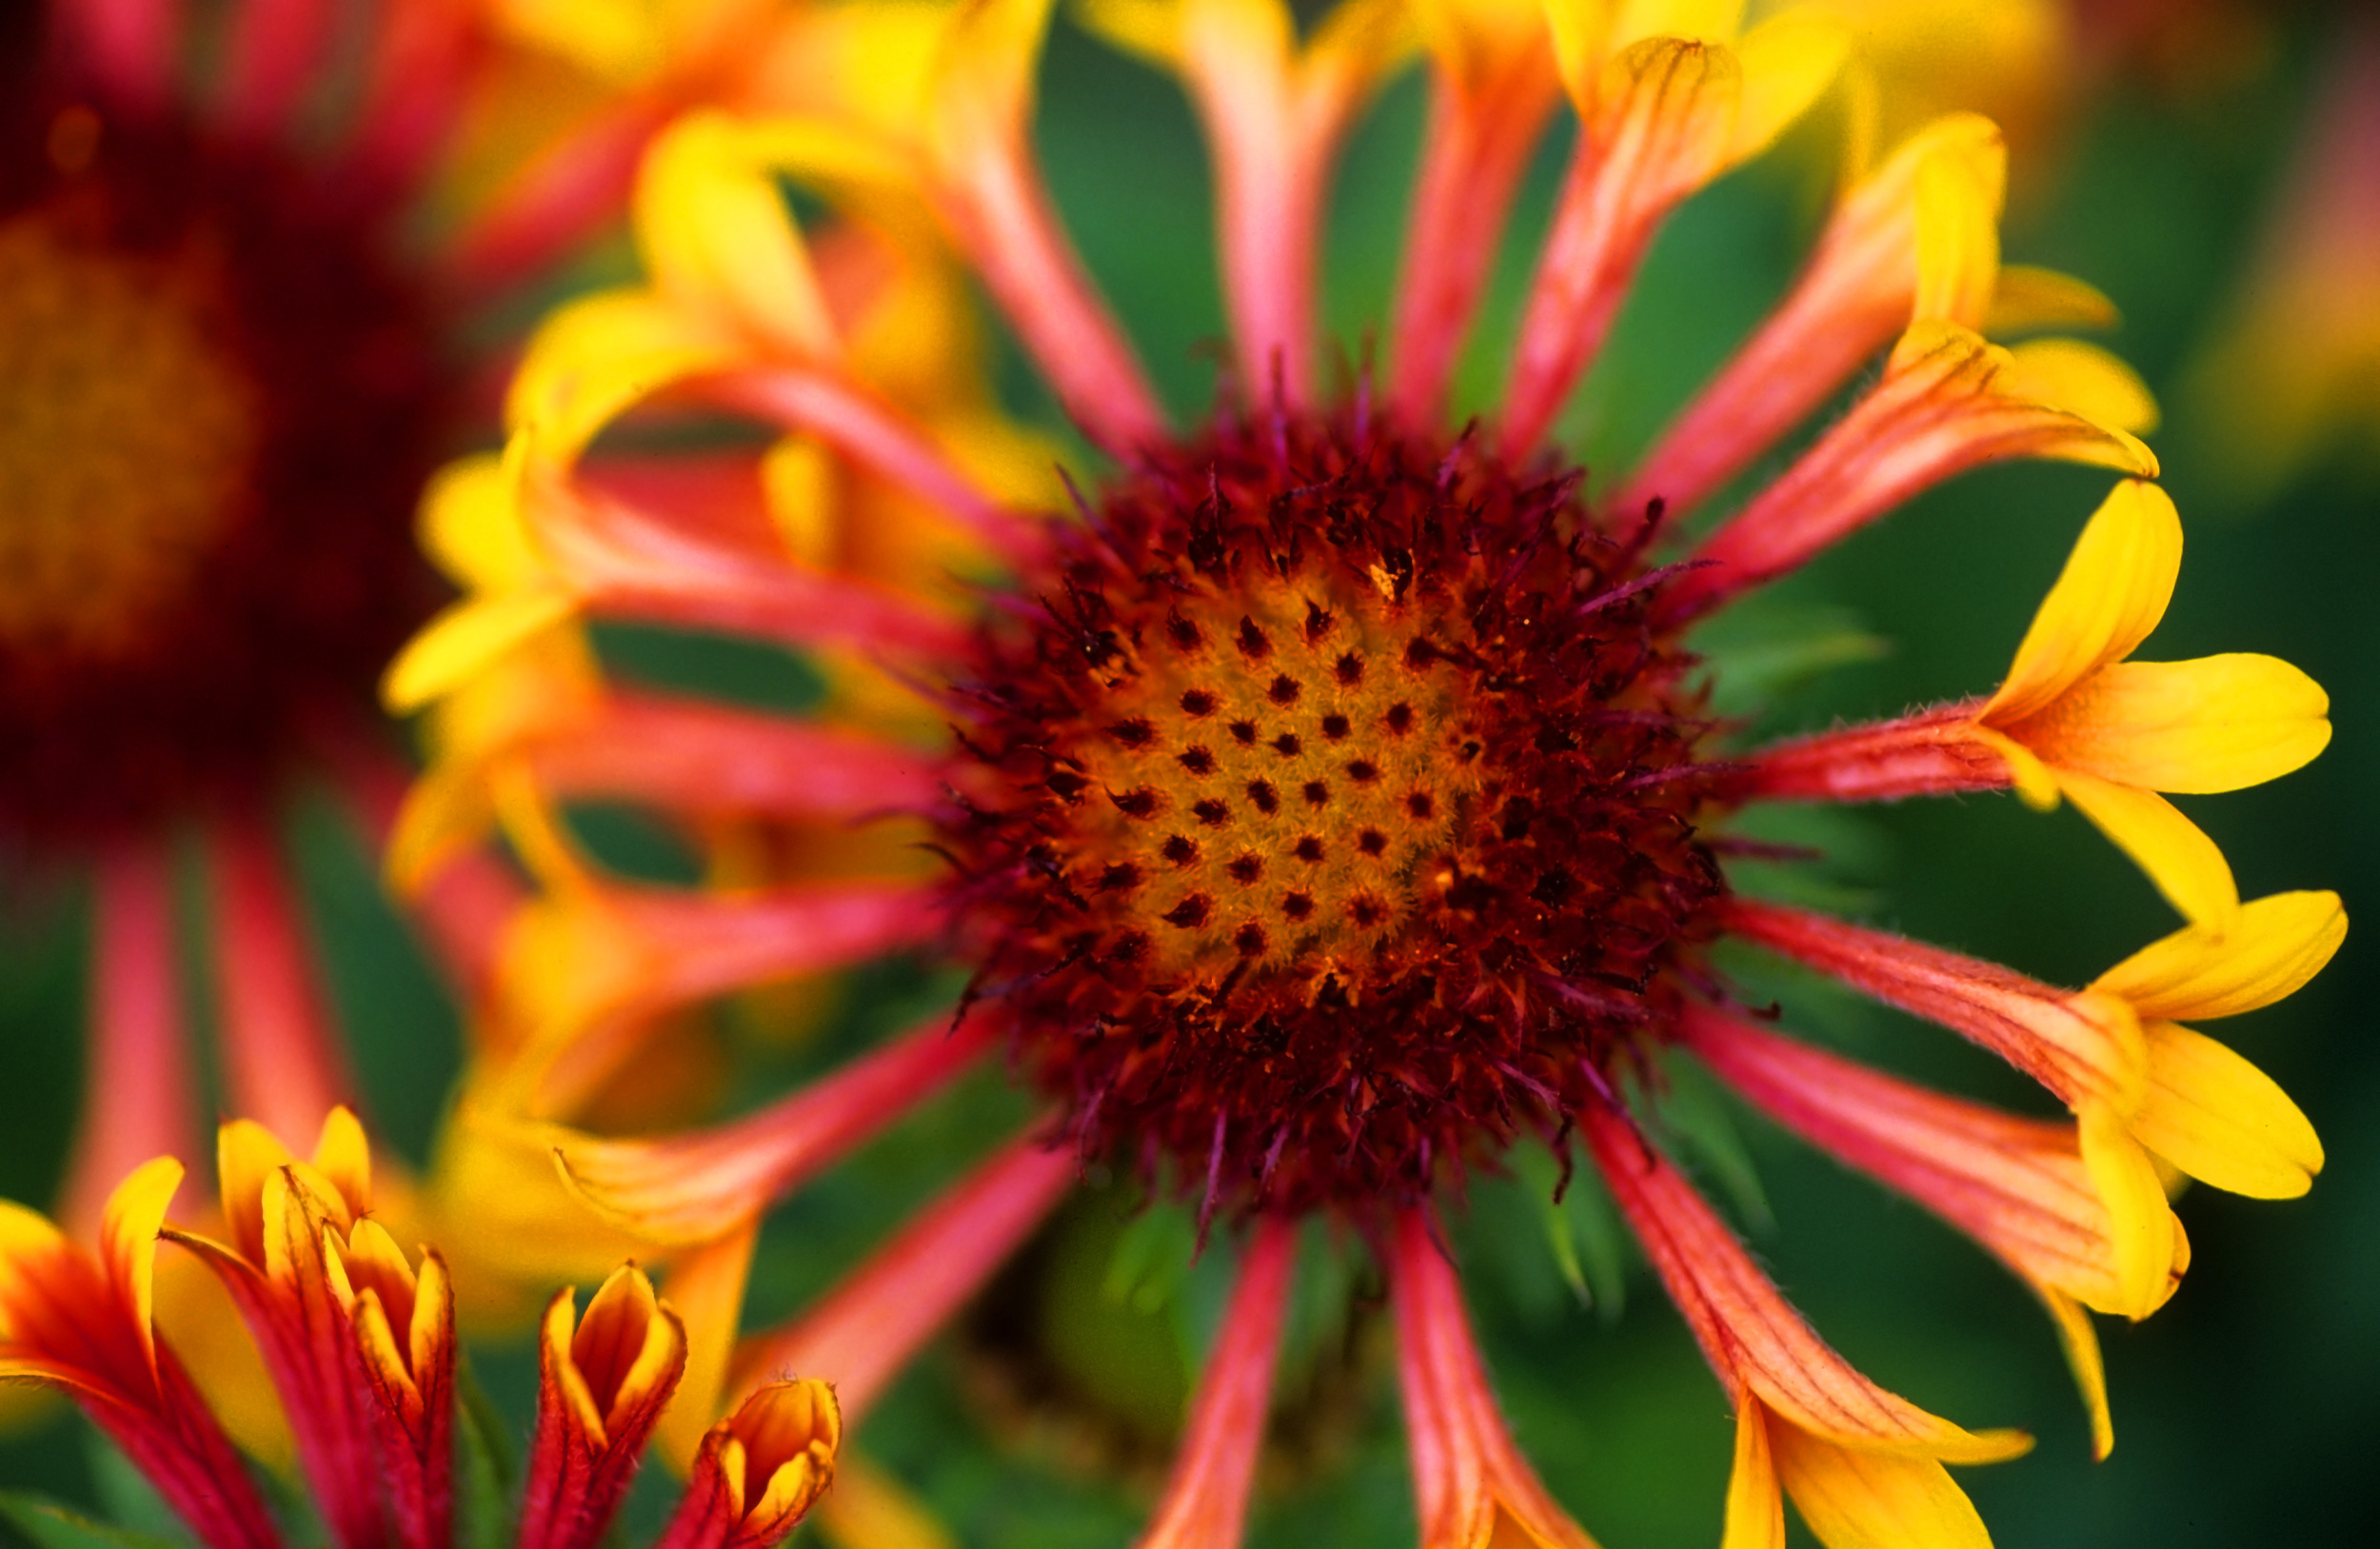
(0, 202, 259, 658)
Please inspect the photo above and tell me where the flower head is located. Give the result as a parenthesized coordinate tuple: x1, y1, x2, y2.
(390, 1, 2337, 1542)
(0, 0, 853, 1257)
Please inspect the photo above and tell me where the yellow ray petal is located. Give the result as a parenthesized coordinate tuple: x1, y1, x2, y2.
(2076, 1106, 2173, 1321)
(419, 452, 538, 590)
(1723, 1400, 1788, 1549)
(1911, 133, 2000, 328)
(506, 290, 735, 464)
(2034, 655, 2331, 794)
(636, 113, 840, 360)
(1985, 267, 2118, 335)
(1723, 12, 1849, 167)
(310, 1107, 372, 1219)
(2035, 1287, 2113, 1460)
(2092, 891, 2347, 1022)
(2004, 340, 2159, 434)
(2052, 770, 2237, 929)
(2132, 1022, 2323, 1199)
(1771, 1424, 1993, 1549)
(1986, 480, 2179, 723)
(384, 589, 580, 714)
(99, 1158, 183, 1373)
(657, 1221, 760, 1471)
(217, 1121, 300, 1268)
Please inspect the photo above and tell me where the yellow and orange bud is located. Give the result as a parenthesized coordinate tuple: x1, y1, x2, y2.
(165, 1109, 454, 1549)
(0, 1162, 283, 1549)
(658, 1379, 842, 1549)
(518, 1264, 690, 1549)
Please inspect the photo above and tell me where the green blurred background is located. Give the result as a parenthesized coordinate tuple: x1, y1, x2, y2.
(4, 5, 2374, 1545)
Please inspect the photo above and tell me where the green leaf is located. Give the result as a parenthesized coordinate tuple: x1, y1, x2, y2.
(1277, 1221, 1359, 1393)
(1562, 1163, 1631, 1326)
(1516, 1145, 1629, 1325)
(1691, 604, 1889, 718)
(1101, 1200, 1196, 1316)
(81, 1433, 190, 1547)
(453, 1355, 519, 1549)
(1656, 1054, 1773, 1231)
(0, 1498, 184, 1549)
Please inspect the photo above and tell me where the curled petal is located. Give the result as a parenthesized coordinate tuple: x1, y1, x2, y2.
(1719, 900, 2149, 1114)
(506, 291, 736, 466)
(2075, 1106, 2175, 1321)
(495, 875, 941, 1116)
(2036, 1287, 2113, 1461)
(1678, 1005, 2167, 1320)
(1623, 113, 2007, 520)
(1501, 37, 1739, 454)
(389, 588, 580, 715)
(1505, 17, 1844, 451)
(636, 113, 840, 359)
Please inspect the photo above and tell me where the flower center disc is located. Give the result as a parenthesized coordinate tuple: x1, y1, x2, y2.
(945, 411, 1730, 1216)
(0, 96, 451, 846)
(0, 189, 260, 657)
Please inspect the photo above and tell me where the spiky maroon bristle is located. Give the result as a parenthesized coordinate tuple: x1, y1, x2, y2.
(940, 408, 1732, 1218)
(0, 64, 451, 849)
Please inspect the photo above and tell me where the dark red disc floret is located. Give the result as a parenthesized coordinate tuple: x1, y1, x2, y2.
(938, 407, 1735, 1220)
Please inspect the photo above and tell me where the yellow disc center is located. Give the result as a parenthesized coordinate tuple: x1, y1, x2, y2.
(1062, 564, 1480, 977)
(0, 204, 261, 658)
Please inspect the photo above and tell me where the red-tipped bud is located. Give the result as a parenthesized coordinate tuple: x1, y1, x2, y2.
(656, 1380, 841, 1549)
(517, 1264, 689, 1549)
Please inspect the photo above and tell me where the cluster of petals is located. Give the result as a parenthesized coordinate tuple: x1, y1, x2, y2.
(0, 1109, 837, 1549)
(360, 2, 2342, 1547)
